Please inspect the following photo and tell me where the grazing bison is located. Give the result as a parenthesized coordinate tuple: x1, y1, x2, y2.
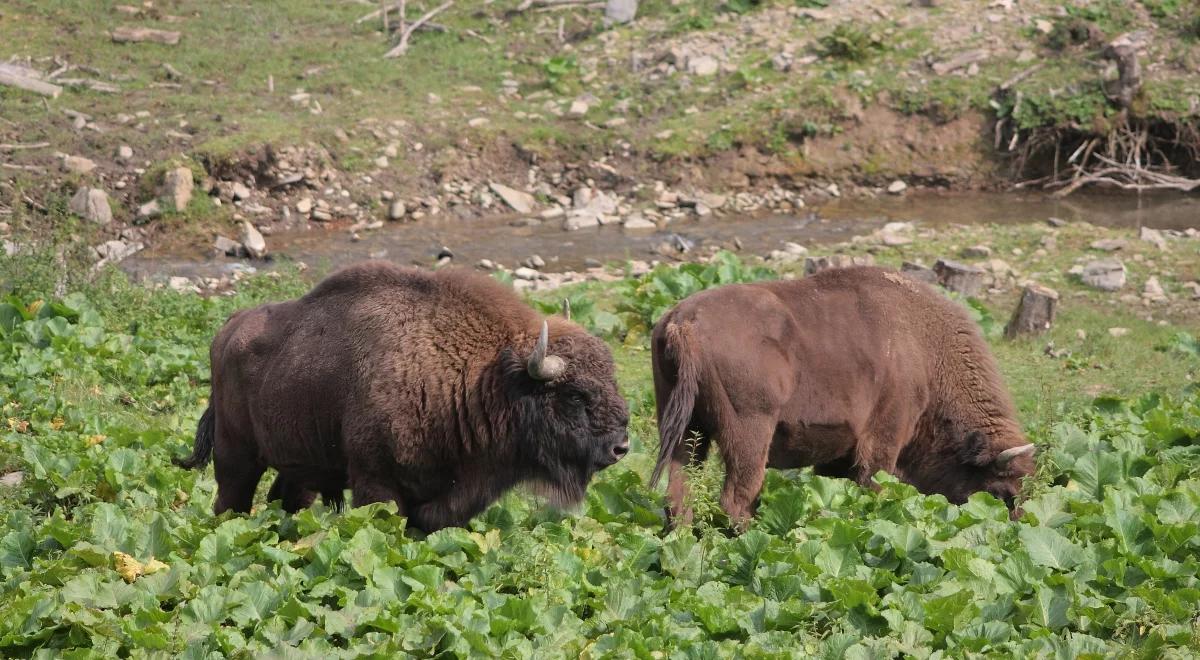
(175, 261, 630, 531)
(650, 266, 1035, 528)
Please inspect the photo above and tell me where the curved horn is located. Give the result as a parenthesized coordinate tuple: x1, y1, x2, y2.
(562, 298, 571, 321)
(527, 320, 567, 381)
(995, 444, 1035, 468)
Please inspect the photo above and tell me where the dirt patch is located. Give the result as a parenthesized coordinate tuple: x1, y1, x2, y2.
(792, 107, 997, 186)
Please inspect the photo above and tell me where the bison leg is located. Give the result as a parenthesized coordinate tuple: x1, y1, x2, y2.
(851, 413, 916, 490)
(266, 474, 318, 513)
(716, 416, 775, 532)
(212, 444, 266, 515)
(665, 431, 711, 529)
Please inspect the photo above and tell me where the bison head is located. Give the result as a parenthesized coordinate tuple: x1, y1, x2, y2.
(506, 320, 629, 507)
(907, 431, 1035, 519)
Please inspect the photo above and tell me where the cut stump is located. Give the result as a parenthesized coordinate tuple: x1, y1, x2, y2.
(1004, 284, 1059, 339)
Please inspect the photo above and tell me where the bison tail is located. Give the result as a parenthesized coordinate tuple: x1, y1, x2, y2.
(650, 322, 700, 488)
(173, 406, 215, 470)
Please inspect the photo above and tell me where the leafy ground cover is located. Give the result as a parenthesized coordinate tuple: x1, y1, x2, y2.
(2, 241, 1199, 657)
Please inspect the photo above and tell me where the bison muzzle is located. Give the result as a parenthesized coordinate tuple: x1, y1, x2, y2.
(650, 266, 1035, 529)
(175, 262, 629, 532)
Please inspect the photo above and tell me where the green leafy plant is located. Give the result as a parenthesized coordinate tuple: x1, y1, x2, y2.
(542, 55, 578, 95)
(819, 23, 885, 62)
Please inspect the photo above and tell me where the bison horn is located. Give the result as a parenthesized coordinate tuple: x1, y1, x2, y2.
(995, 443, 1036, 468)
(528, 320, 567, 381)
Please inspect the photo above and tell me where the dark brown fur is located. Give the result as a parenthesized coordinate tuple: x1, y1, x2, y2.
(651, 266, 1035, 529)
(176, 261, 629, 531)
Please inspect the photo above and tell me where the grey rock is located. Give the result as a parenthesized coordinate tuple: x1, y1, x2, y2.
(489, 182, 536, 214)
(0, 471, 24, 488)
(62, 155, 97, 174)
(1143, 276, 1167, 302)
(1080, 259, 1126, 291)
(1139, 226, 1167, 250)
(160, 166, 194, 211)
(239, 220, 268, 259)
(136, 199, 161, 222)
(213, 235, 242, 256)
(296, 197, 314, 215)
(962, 245, 992, 258)
(1090, 238, 1127, 252)
(877, 221, 914, 247)
(563, 212, 600, 231)
(622, 214, 656, 231)
(116, 145, 134, 162)
(514, 267, 541, 281)
(69, 187, 113, 224)
(525, 254, 546, 269)
(95, 239, 142, 263)
(1046, 217, 1067, 227)
(387, 199, 407, 220)
(688, 55, 719, 76)
(231, 181, 252, 201)
(887, 180, 908, 194)
(605, 0, 637, 25)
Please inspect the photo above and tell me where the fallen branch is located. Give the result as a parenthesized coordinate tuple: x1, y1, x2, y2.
(0, 68, 62, 98)
(56, 78, 121, 93)
(1, 163, 47, 173)
(999, 62, 1044, 91)
(111, 26, 182, 45)
(0, 142, 51, 152)
(384, 1, 452, 58)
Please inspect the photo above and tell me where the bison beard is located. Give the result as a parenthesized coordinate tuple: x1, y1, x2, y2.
(651, 266, 1036, 530)
(175, 262, 629, 532)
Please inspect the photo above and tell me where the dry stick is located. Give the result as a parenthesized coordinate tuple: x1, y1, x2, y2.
(999, 63, 1044, 91)
(0, 69, 62, 98)
(384, 1, 452, 58)
(381, 0, 389, 32)
(0, 142, 51, 151)
(398, 0, 407, 39)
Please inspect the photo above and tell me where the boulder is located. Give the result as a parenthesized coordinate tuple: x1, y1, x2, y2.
(489, 182, 536, 214)
(239, 220, 268, 259)
(1080, 259, 1126, 291)
(160, 166, 194, 211)
(69, 187, 113, 224)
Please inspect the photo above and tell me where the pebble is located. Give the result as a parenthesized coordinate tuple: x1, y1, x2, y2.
(1108, 327, 1130, 338)
(240, 220, 268, 259)
(962, 245, 992, 258)
(388, 199, 407, 220)
(887, 180, 908, 194)
(296, 198, 314, 214)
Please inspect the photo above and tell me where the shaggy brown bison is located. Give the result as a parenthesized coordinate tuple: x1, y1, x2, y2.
(650, 266, 1035, 528)
(175, 261, 630, 531)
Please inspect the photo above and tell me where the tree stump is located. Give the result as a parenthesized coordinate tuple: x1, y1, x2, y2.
(934, 259, 985, 296)
(900, 261, 937, 285)
(1004, 284, 1059, 339)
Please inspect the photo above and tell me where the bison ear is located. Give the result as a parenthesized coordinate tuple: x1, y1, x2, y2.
(957, 431, 992, 467)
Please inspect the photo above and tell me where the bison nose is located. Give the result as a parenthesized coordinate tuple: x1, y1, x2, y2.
(610, 440, 630, 461)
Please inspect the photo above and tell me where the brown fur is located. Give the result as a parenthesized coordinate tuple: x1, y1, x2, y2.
(176, 261, 629, 531)
(651, 266, 1035, 529)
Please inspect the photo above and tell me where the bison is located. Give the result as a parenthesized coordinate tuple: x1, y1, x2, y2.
(650, 266, 1035, 529)
(175, 261, 630, 532)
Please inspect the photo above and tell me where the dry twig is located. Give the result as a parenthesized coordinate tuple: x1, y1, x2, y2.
(384, 1, 453, 58)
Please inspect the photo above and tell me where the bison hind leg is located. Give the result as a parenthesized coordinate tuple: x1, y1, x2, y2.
(266, 474, 319, 513)
(715, 415, 776, 533)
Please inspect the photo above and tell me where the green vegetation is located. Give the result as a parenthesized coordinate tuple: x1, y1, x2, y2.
(2, 223, 1200, 655)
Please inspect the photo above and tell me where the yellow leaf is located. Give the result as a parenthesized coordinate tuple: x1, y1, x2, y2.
(143, 558, 169, 575)
(86, 434, 106, 446)
(26, 300, 44, 315)
(49, 417, 65, 430)
(291, 531, 326, 554)
(470, 529, 502, 554)
(7, 418, 29, 434)
(113, 551, 144, 583)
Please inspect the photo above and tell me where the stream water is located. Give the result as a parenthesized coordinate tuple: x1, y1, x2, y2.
(119, 190, 1199, 281)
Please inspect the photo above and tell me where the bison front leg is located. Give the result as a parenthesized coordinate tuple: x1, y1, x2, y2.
(716, 416, 774, 532)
